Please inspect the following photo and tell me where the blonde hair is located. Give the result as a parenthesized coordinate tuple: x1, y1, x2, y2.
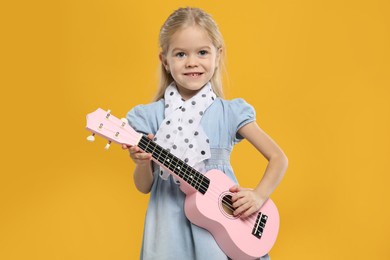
(154, 7, 226, 101)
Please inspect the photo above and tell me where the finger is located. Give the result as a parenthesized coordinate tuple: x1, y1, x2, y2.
(147, 133, 154, 140)
(232, 197, 249, 209)
(241, 205, 257, 218)
(129, 146, 140, 154)
(136, 153, 152, 160)
(233, 201, 251, 216)
(229, 185, 240, 193)
(232, 190, 248, 202)
(230, 185, 241, 202)
(143, 153, 152, 159)
(231, 192, 239, 202)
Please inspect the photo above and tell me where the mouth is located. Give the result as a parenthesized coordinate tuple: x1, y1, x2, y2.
(184, 72, 204, 78)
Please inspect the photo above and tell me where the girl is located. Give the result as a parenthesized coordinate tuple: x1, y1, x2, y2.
(123, 7, 288, 260)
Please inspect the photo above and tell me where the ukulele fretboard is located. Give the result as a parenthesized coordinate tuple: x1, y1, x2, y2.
(138, 136, 210, 194)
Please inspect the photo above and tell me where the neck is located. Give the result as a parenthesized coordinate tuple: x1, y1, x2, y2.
(137, 135, 210, 194)
(176, 85, 204, 100)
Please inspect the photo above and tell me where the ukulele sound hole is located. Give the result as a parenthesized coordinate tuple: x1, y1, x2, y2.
(221, 194, 234, 216)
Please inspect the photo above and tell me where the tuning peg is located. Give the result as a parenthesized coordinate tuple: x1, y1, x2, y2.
(120, 118, 127, 127)
(104, 141, 112, 150)
(105, 109, 111, 119)
(87, 134, 95, 142)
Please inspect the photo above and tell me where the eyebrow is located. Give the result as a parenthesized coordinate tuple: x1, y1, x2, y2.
(171, 46, 212, 52)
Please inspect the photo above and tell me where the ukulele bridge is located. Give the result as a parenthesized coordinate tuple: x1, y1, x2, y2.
(252, 212, 268, 239)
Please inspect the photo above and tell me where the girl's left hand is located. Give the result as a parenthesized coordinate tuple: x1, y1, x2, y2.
(229, 185, 267, 218)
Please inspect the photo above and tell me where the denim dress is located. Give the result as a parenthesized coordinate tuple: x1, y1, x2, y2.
(127, 98, 270, 260)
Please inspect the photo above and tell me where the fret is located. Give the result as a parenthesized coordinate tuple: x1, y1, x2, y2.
(159, 149, 169, 166)
(137, 136, 146, 151)
(176, 159, 185, 180)
(201, 176, 210, 194)
(143, 140, 154, 154)
(193, 170, 200, 191)
(149, 142, 158, 157)
(155, 145, 164, 163)
(144, 145, 152, 153)
(167, 154, 175, 172)
(141, 136, 154, 153)
(198, 173, 204, 192)
(166, 154, 176, 173)
(161, 152, 170, 170)
(183, 163, 193, 187)
(176, 161, 184, 179)
(142, 137, 151, 152)
(183, 164, 190, 182)
(195, 173, 201, 188)
(174, 159, 182, 180)
(188, 169, 195, 187)
(170, 156, 177, 174)
(172, 156, 182, 179)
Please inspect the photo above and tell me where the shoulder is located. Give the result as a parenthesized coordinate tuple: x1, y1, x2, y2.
(221, 97, 254, 107)
(128, 99, 165, 115)
(202, 97, 256, 143)
(126, 99, 165, 135)
(210, 97, 255, 115)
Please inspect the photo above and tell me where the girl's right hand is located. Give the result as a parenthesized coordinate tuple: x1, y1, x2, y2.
(122, 134, 154, 165)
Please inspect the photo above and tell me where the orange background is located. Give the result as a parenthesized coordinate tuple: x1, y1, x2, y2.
(1, 0, 389, 259)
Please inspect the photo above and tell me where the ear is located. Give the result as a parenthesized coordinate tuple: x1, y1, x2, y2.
(159, 52, 169, 71)
(216, 47, 223, 66)
(218, 47, 223, 56)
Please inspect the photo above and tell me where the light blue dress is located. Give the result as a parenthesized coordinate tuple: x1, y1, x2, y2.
(127, 98, 270, 260)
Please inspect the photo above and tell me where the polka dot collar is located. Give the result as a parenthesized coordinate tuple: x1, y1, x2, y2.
(154, 82, 216, 183)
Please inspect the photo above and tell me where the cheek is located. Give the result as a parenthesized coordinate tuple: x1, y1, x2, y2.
(167, 60, 181, 70)
(208, 59, 217, 71)
(214, 55, 220, 67)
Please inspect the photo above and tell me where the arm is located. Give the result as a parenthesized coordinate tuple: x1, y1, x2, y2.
(122, 134, 154, 194)
(230, 121, 288, 217)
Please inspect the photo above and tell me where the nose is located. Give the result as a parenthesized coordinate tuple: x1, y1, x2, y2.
(185, 54, 198, 68)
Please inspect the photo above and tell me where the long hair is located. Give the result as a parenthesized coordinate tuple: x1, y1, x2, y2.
(154, 7, 226, 101)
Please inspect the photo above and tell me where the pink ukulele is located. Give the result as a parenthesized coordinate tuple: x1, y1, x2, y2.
(86, 108, 279, 260)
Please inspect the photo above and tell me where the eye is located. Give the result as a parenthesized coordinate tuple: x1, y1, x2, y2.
(175, 52, 186, 58)
(199, 50, 208, 56)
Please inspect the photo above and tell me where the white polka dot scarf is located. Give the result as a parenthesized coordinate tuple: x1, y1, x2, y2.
(154, 81, 216, 183)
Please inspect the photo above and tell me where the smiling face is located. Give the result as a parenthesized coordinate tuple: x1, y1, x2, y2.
(161, 26, 221, 100)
